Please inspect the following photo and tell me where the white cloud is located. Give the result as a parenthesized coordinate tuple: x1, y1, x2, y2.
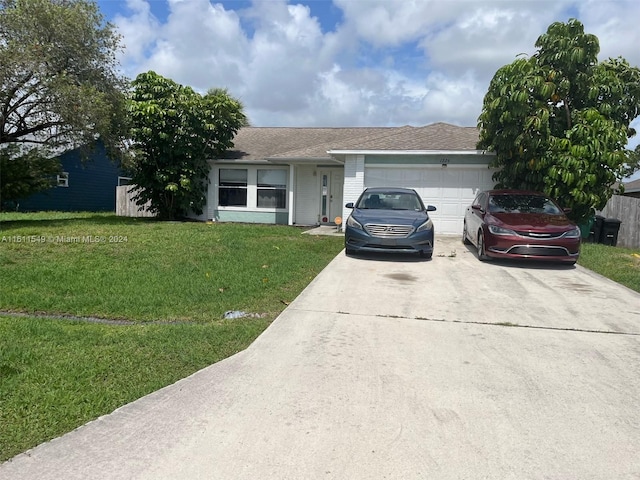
(113, 0, 162, 68)
(110, 0, 640, 133)
(144, 0, 248, 90)
(332, 0, 445, 47)
(420, 72, 486, 125)
(577, 0, 640, 66)
(418, 3, 576, 80)
(241, 2, 329, 112)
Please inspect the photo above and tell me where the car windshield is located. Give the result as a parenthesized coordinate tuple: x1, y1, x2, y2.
(357, 192, 422, 210)
(488, 194, 563, 215)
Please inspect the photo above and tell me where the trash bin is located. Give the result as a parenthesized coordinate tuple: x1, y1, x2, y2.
(601, 218, 622, 246)
(588, 215, 605, 243)
(578, 216, 594, 240)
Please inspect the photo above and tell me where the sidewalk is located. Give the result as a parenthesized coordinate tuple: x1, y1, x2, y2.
(302, 225, 344, 236)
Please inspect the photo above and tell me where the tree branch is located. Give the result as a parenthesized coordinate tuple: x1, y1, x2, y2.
(564, 101, 572, 129)
(0, 120, 66, 144)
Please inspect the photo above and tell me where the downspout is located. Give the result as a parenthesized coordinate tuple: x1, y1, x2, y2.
(288, 164, 295, 225)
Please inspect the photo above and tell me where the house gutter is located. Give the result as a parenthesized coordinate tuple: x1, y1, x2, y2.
(326, 149, 492, 156)
(266, 157, 345, 165)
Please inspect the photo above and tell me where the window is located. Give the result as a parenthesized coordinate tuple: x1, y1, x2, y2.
(57, 172, 69, 188)
(219, 169, 247, 206)
(489, 194, 562, 215)
(474, 192, 487, 209)
(257, 169, 287, 209)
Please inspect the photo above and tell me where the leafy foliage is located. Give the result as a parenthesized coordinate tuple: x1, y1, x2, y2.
(0, 0, 129, 202)
(128, 72, 247, 220)
(0, 144, 61, 208)
(622, 144, 640, 183)
(478, 19, 640, 221)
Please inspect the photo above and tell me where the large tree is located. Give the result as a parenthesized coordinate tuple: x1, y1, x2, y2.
(478, 19, 640, 222)
(0, 0, 128, 205)
(128, 71, 247, 220)
(0, 144, 61, 207)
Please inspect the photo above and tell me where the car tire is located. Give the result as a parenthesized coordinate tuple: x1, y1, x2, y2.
(477, 231, 489, 261)
(462, 222, 471, 245)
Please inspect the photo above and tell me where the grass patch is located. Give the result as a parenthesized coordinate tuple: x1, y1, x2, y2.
(1, 213, 344, 322)
(0, 315, 270, 461)
(0, 212, 344, 461)
(578, 242, 640, 293)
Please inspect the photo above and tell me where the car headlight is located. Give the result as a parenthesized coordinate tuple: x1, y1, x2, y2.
(562, 227, 581, 238)
(416, 218, 433, 232)
(488, 224, 517, 236)
(346, 215, 363, 230)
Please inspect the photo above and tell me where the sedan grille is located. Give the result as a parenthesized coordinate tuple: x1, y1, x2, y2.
(365, 224, 414, 238)
(506, 245, 571, 256)
(515, 231, 565, 239)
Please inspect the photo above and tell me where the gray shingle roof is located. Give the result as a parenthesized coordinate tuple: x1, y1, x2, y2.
(623, 178, 640, 192)
(222, 123, 481, 161)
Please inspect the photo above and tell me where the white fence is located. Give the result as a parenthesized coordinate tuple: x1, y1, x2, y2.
(115, 185, 155, 218)
(598, 195, 640, 248)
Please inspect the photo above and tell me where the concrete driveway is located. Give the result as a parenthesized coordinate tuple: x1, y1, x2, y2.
(2, 236, 639, 479)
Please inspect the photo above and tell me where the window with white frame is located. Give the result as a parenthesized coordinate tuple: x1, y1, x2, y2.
(257, 169, 287, 209)
(219, 168, 248, 206)
(57, 172, 69, 187)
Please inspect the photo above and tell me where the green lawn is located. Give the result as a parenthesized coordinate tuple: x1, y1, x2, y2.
(0, 316, 270, 461)
(578, 242, 640, 293)
(0, 212, 344, 461)
(1, 212, 342, 321)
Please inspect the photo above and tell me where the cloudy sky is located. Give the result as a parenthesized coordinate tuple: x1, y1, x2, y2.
(97, 0, 640, 177)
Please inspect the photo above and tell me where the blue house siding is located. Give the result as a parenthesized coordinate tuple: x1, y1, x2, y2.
(17, 143, 124, 212)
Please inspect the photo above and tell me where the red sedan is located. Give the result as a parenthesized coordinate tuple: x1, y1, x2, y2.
(463, 190, 581, 264)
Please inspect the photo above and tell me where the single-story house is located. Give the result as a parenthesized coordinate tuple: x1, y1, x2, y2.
(193, 122, 496, 235)
(17, 142, 128, 212)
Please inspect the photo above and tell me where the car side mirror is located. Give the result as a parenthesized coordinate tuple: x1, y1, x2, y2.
(426, 205, 437, 212)
(345, 202, 354, 209)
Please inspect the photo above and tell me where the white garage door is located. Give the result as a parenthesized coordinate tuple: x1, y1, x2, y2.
(365, 166, 496, 234)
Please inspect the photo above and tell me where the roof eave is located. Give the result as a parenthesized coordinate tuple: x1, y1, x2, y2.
(211, 157, 345, 165)
(326, 149, 494, 156)
(266, 156, 344, 165)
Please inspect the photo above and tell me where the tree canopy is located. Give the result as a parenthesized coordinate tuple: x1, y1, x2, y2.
(0, 144, 62, 206)
(478, 19, 640, 221)
(0, 0, 128, 205)
(128, 71, 248, 220)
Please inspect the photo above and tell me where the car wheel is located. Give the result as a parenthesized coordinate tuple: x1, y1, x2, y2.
(477, 231, 489, 261)
(462, 222, 471, 245)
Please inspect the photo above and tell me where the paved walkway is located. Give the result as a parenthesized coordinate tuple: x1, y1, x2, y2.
(302, 225, 344, 236)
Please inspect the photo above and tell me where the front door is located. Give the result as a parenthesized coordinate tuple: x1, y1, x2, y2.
(319, 169, 344, 225)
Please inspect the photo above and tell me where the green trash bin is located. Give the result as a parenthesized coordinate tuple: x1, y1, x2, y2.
(578, 217, 594, 240)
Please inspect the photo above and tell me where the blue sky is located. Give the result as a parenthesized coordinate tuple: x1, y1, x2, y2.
(96, 0, 640, 178)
